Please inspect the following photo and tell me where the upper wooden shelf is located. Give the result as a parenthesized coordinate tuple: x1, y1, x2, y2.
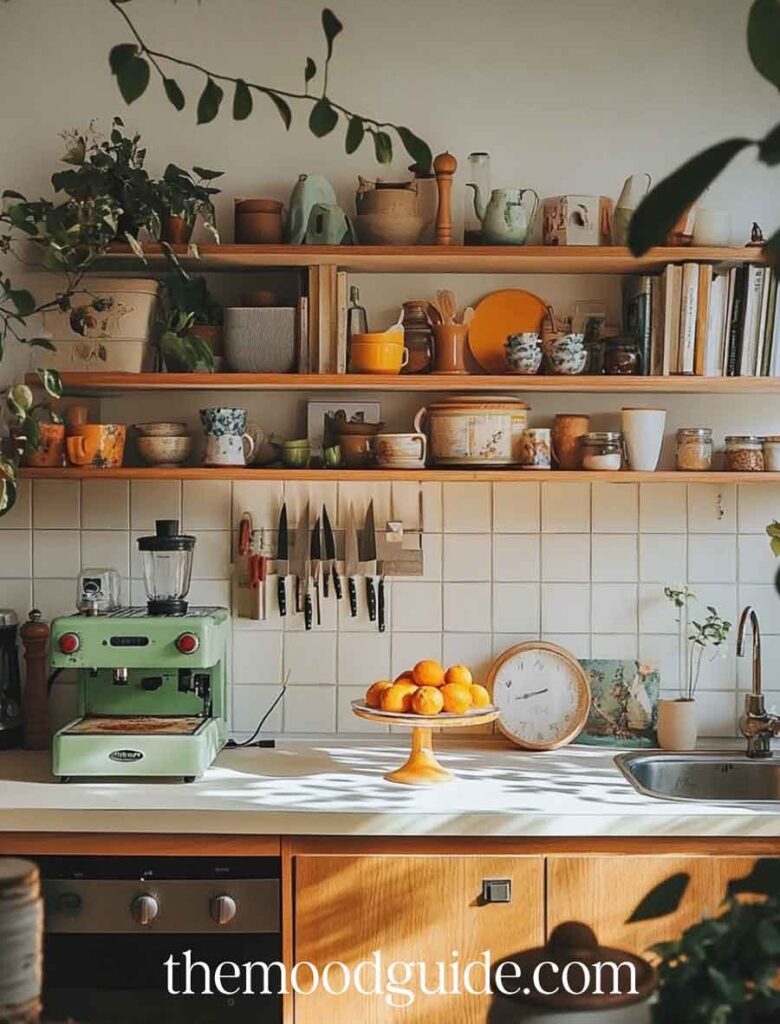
(36, 372, 780, 395)
(98, 244, 762, 275)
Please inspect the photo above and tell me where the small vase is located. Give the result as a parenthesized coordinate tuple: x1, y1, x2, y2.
(657, 699, 697, 751)
(161, 215, 194, 245)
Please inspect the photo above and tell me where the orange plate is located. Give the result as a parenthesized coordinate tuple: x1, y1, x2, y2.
(469, 289, 548, 374)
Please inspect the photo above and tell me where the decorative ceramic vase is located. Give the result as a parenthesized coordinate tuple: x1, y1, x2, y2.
(505, 332, 543, 374)
(354, 178, 424, 245)
(544, 334, 587, 375)
(286, 175, 338, 244)
(304, 203, 354, 245)
(657, 699, 698, 751)
(621, 407, 666, 471)
(552, 413, 590, 470)
(21, 422, 65, 467)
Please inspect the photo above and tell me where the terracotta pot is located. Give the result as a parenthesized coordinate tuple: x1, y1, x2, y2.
(657, 699, 698, 751)
(432, 323, 469, 374)
(161, 215, 194, 245)
(22, 422, 65, 468)
(185, 323, 224, 357)
(234, 199, 284, 244)
(552, 414, 591, 469)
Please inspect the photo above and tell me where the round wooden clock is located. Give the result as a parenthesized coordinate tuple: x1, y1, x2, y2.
(488, 641, 591, 750)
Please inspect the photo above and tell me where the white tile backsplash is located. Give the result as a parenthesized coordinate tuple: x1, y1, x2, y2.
(13, 477, 775, 737)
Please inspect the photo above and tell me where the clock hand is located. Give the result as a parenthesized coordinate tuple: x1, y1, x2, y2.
(513, 688, 549, 701)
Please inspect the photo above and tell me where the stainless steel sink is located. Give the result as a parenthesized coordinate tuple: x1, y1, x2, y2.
(615, 751, 780, 803)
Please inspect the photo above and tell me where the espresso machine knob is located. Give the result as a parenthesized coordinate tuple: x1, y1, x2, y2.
(131, 893, 160, 926)
(209, 894, 237, 926)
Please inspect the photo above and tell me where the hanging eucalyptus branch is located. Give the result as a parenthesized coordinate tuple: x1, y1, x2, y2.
(630, 0, 780, 263)
(106, 1, 433, 174)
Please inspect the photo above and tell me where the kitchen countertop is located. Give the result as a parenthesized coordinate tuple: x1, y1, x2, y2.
(0, 739, 777, 838)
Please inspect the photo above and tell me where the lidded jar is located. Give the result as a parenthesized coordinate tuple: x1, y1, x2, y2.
(581, 431, 623, 471)
(401, 300, 434, 374)
(724, 435, 764, 473)
(676, 427, 713, 472)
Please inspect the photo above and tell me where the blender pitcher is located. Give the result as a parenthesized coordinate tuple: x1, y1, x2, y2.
(137, 520, 196, 616)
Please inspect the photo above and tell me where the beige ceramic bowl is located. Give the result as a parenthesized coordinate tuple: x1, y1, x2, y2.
(136, 435, 192, 466)
(134, 421, 188, 437)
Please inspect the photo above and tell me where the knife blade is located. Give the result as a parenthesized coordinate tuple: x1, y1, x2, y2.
(322, 504, 341, 600)
(276, 504, 288, 617)
(293, 502, 310, 615)
(303, 536, 313, 632)
(310, 514, 322, 627)
(344, 503, 360, 617)
(361, 500, 377, 623)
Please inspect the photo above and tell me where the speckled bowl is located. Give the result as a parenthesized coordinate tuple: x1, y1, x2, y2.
(136, 434, 192, 466)
(134, 421, 188, 437)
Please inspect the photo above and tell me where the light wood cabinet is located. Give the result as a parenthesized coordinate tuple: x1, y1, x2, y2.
(292, 854, 544, 1024)
(546, 855, 757, 956)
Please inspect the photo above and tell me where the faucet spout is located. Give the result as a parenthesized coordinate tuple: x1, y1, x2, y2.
(736, 605, 761, 695)
(736, 605, 779, 758)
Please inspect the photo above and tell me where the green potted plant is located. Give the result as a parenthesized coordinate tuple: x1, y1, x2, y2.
(1, 370, 63, 511)
(153, 163, 223, 245)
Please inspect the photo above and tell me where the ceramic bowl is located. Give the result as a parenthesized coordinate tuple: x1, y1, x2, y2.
(545, 334, 587, 375)
(136, 434, 192, 466)
(134, 421, 188, 437)
(281, 439, 311, 468)
(505, 333, 543, 374)
(349, 342, 409, 375)
(350, 330, 404, 347)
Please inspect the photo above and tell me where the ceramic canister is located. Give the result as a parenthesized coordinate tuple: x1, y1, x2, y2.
(414, 397, 529, 466)
(0, 858, 43, 1022)
(621, 407, 666, 471)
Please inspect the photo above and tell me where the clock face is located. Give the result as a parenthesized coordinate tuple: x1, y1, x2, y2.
(489, 642, 590, 750)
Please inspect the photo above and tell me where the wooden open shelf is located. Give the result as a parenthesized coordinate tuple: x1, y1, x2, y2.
(99, 243, 761, 275)
(31, 372, 780, 395)
(20, 467, 780, 483)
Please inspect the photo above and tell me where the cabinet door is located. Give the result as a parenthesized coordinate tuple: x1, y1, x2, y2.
(293, 854, 543, 1024)
(547, 855, 757, 955)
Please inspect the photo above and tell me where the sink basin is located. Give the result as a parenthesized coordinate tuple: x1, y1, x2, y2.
(615, 751, 780, 803)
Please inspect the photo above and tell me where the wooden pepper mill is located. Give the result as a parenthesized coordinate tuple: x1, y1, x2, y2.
(434, 152, 458, 245)
(20, 609, 51, 751)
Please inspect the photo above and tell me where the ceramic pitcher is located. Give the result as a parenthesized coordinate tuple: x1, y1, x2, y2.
(466, 185, 539, 245)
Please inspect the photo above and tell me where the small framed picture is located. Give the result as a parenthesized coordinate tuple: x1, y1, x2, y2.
(306, 400, 381, 454)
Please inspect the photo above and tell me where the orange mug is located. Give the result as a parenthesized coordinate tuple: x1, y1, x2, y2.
(66, 424, 126, 468)
(22, 422, 66, 467)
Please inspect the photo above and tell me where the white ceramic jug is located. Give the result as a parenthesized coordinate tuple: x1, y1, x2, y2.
(614, 173, 651, 245)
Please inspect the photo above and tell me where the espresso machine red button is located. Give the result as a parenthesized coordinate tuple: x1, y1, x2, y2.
(176, 632, 199, 654)
(58, 633, 80, 654)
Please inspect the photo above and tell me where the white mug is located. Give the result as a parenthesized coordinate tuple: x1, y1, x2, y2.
(692, 209, 731, 247)
(203, 433, 255, 467)
(374, 432, 427, 468)
(621, 408, 666, 471)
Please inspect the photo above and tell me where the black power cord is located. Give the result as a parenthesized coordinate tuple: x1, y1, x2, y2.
(225, 675, 289, 749)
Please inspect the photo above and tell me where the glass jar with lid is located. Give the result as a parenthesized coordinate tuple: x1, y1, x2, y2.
(581, 431, 624, 471)
(604, 336, 641, 375)
(676, 428, 713, 472)
(763, 435, 780, 471)
(724, 435, 765, 472)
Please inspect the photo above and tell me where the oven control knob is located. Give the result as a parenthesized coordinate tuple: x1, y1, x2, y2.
(176, 632, 199, 655)
(131, 893, 159, 926)
(210, 894, 237, 926)
(58, 632, 80, 654)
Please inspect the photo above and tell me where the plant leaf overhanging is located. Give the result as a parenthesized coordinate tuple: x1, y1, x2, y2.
(748, 0, 780, 91)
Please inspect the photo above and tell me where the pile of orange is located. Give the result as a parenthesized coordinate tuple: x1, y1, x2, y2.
(365, 661, 491, 716)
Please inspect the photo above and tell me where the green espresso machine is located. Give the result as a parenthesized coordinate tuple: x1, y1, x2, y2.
(51, 520, 229, 782)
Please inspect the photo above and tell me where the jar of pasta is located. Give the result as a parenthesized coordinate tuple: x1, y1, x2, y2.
(676, 428, 713, 472)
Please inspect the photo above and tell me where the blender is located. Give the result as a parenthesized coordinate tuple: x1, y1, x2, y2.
(138, 519, 195, 616)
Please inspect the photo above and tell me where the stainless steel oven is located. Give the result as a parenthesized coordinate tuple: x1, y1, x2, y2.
(35, 855, 282, 1023)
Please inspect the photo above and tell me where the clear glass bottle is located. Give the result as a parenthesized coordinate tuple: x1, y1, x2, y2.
(724, 435, 765, 472)
(464, 152, 491, 245)
(676, 428, 713, 472)
(581, 431, 624, 471)
(347, 285, 368, 339)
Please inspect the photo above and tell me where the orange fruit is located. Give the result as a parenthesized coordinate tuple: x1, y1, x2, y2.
(380, 681, 418, 713)
(412, 659, 446, 688)
(440, 682, 473, 714)
(445, 664, 473, 687)
(365, 680, 394, 708)
(469, 683, 491, 708)
(411, 685, 444, 716)
(394, 670, 415, 684)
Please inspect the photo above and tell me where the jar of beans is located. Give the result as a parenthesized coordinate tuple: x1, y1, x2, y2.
(676, 428, 713, 472)
(724, 435, 765, 472)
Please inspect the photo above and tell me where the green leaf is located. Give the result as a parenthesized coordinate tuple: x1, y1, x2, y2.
(305, 58, 317, 84)
(628, 138, 752, 256)
(626, 872, 690, 923)
(192, 166, 224, 181)
(0, 478, 18, 518)
(757, 918, 780, 955)
(321, 8, 343, 61)
(727, 857, 780, 898)
(232, 79, 253, 120)
(114, 55, 150, 105)
(0, 457, 17, 483)
(163, 77, 186, 112)
(759, 122, 780, 165)
(397, 126, 433, 175)
(8, 288, 35, 317)
(108, 43, 138, 74)
(309, 98, 338, 137)
(748, 0, 780, 90)
(345, 116, 364, 155)
(9, 384, 33, 412)
(373, 130, 393, 164)
(37, 367, 62, 399)
(124, 232, 146, 262)
(197, 78, 224, 124)
(267, 92, 292, 130)
(28, 338, 57, 352)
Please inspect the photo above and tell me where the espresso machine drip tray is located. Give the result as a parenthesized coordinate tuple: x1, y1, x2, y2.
(64, 716, 205, 736)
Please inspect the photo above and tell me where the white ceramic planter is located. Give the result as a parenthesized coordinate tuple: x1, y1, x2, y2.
(657, 699, 698, 751)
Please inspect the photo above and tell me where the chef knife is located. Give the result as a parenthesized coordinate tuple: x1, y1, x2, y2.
(322, 504, 341, 600)
(310, 514, 322, 627)
(275, 504, 288, 617)
(344, 503, 360, 617)
(303, 534, 313, 631)
(293, 502, 310, 615)
(361, 500, 378, 623)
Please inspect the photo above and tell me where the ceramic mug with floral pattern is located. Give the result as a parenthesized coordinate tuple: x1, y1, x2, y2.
(200, 407, 249, 437)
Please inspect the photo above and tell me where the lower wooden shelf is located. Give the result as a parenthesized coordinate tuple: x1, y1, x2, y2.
(19, 467, 780, 483)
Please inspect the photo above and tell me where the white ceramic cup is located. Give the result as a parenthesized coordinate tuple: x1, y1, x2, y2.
(203, 433, 255, 467)
(374, 432, 427, 468)
(621, 408, 666, 471)
(692, 209, 731, 247)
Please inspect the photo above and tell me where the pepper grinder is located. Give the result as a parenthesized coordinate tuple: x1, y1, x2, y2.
(434, 152, 458, 246)
(21, 609, 51, 751)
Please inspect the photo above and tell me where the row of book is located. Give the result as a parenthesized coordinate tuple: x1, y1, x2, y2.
(624, 262, 779, 377)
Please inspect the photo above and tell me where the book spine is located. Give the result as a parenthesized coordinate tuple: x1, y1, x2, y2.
(678, 263, 699, 374)
(694, 264, 712, 376)
(726, 267, 747, 377)
(296, 297, 309, 373)
(335, 271, 348, 375)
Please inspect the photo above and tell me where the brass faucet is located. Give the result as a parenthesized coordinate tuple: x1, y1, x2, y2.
(736, 606, 780, 759)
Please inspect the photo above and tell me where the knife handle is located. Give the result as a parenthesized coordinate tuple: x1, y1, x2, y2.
(323, 569, 329, 598)
(277, 575, 287, 617)
(332, 568, 343, 601)
(348, 576, 358, 617)
(366, 576, 376, 622)
(378, 577, 385, 633)
(304, 591, 313, 631)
